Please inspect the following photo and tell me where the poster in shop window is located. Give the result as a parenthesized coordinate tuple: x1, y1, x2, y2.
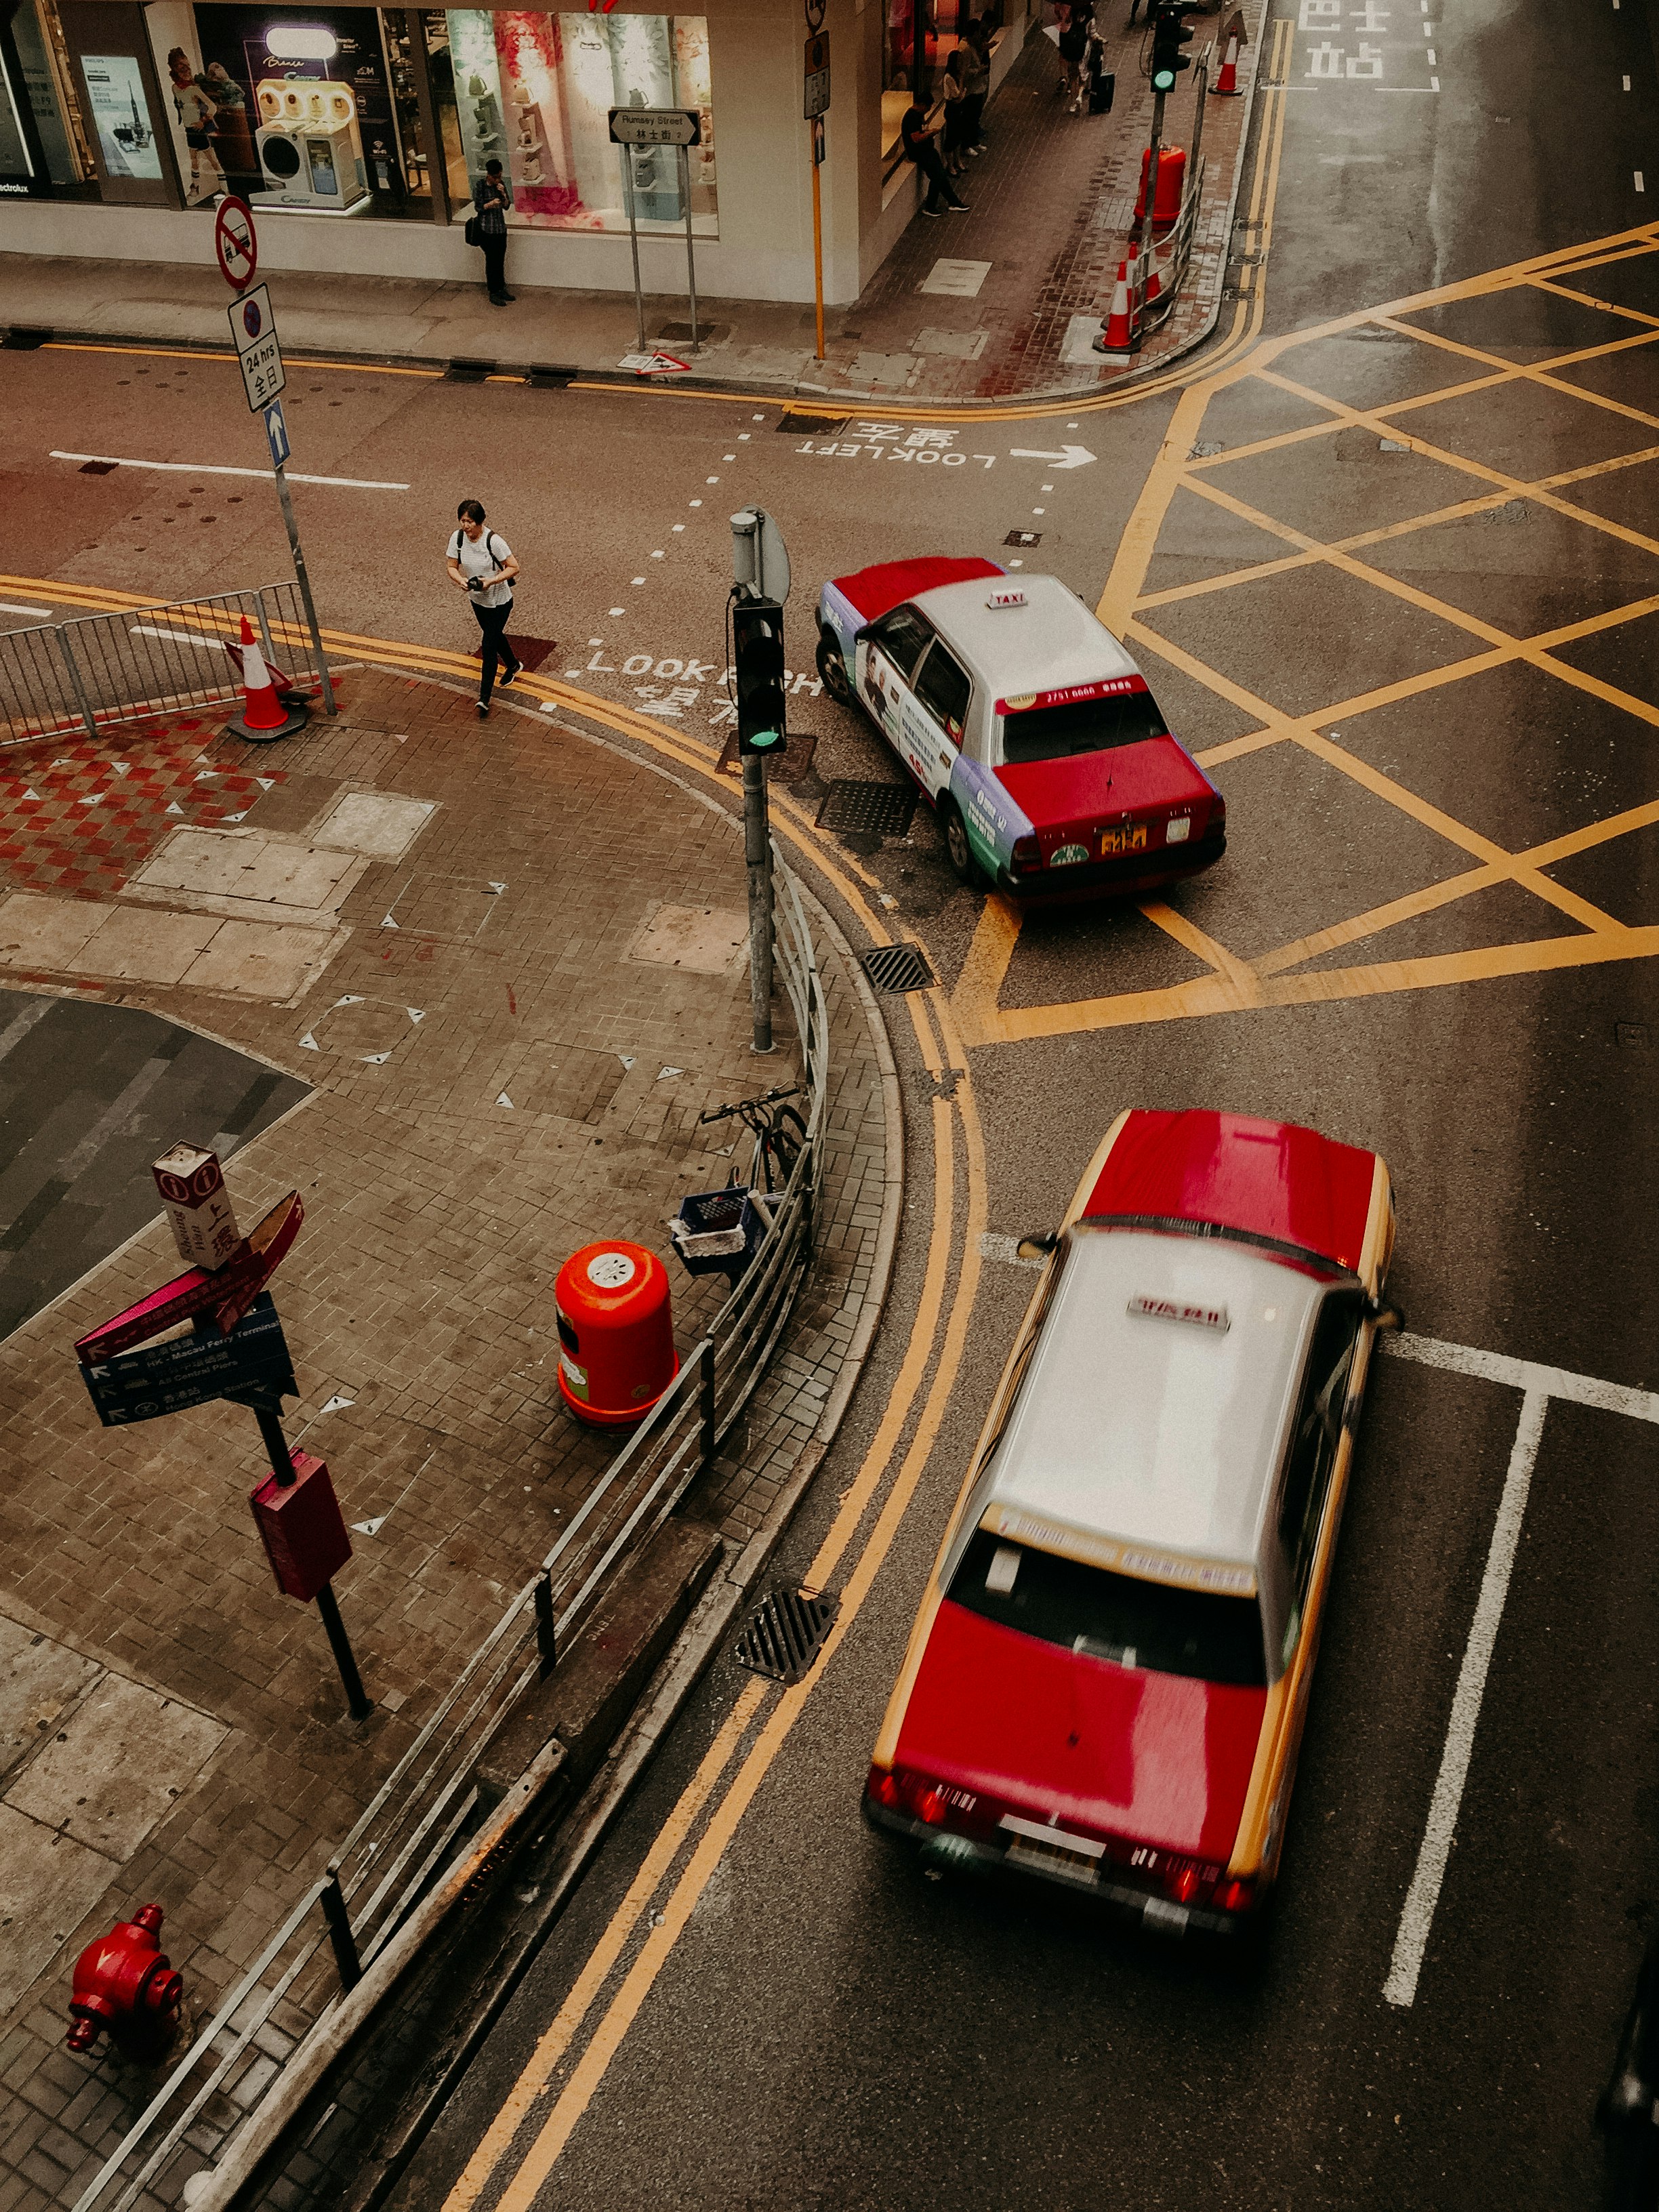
(81, 52, 164, 179)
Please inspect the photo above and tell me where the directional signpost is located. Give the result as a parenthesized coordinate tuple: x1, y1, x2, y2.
(216, 214, 335, 717)
(609, 106, 701, 358)
(74, 1151, 369, 1721)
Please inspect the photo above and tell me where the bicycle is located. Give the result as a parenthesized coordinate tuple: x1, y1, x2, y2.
(698, 1084, 808, 1194)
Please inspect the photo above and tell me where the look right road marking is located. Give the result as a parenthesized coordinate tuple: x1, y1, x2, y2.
(1380, 1332, 1659, 2008)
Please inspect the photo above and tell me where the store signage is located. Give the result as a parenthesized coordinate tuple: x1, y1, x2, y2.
(79, 1294, 298, 1428)
(227, 282, 285, 413)
(213, 194, 258, 291)
(804, 32, 831, 120)
(75, 1190, 304, 1361)
(608, 106, 701, 148)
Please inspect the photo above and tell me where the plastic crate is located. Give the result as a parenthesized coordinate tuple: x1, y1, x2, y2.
(671, 1186, 751, 1276)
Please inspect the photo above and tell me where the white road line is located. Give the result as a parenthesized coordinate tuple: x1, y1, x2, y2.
(1382, 1387, 1549, 2009)
(131, 626, 225, 650)
(49, 451, 411, 491)
(0, 600, 54, 619)
(1637, 173, 1647, 193)
(1378, 1332, 1659, 2008)
(1385, 1328, 1659, 1425)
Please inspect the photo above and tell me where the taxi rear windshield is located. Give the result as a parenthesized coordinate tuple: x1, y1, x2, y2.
(1000, 689, 1168, 764)
(947, 1529, 1267, 1687)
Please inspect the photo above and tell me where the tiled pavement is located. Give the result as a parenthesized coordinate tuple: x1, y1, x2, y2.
(0, 669, 893, 2211)
(0, 3, 1259, 407)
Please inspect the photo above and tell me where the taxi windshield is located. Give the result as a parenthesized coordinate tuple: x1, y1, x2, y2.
(1000, 689, 1168, 764)
(947, 1528, 1267, 1687)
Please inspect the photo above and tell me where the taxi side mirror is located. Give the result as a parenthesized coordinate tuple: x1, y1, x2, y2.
(1367, 1298, 1405, 1333)
(1017, 1231, 1059, 1261)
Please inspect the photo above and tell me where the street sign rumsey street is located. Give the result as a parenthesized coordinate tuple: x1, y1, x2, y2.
(608, 106, 700, 146)
(227, 281, 285, 412)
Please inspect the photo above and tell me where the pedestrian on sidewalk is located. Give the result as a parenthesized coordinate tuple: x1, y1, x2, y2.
(1058, 3, 1092, 111)
(941, 44, 970, 176)
(445, 500, 522, 719)
(961, 19, 992, 155)
(468, 160, 514, 306)
(901, 101, 968, 217)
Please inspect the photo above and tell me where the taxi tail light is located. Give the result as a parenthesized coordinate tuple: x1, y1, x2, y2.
(866, 1763, 968, 1830)
(1011, 835, 1042, 872)
(1215, 1875, 1256, 1914)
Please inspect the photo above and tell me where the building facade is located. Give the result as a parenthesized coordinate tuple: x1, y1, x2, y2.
(0, 0, 1030, 303)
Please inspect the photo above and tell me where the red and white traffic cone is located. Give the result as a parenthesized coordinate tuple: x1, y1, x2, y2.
(1126, 238, 1163, 308)
(226, 615, 308, 743)
(1216, 33, 1241, 94)
(1093, 268, 1136, 354)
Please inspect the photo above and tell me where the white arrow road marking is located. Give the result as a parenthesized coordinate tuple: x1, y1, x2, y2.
(1008, 443, 1096, 469)
(51, 451, 411, 491)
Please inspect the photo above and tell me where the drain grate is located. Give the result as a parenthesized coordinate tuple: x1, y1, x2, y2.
(817, 779, 916, 838)
(861, 941, 935, 994)
(3, 327, 49, 350)
(735, 1587, 838, 1684)
(445, 357, 496, 383)
(1004, 529, 1042, 548)
(779, 409, 847, 434)
(528, 363, 577, 389)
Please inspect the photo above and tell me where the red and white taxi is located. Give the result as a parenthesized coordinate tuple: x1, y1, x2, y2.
(865, 1108, 1401, 1942)
(815, 558, 1225, 899)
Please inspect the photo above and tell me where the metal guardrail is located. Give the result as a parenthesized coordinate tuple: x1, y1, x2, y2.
(68, 861, 830, 2212)
(0, 583, 331, 745)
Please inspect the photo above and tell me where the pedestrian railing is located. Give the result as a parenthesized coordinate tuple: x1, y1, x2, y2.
(68, 860, 830, 2212)
(0, 581, 332, 747)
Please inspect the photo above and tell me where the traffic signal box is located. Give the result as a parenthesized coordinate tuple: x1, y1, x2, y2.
(1150, 0, 1199, 90)
(733, 596, 787, 758)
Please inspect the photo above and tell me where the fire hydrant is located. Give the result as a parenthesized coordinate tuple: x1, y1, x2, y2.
(67, 1904, 183, 2061)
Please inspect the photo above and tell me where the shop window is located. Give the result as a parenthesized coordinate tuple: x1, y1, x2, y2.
(437, 12, 715, 235)
(882, 0, 985, 160)
(12, 0, 98, 188)
(175, 5, 419, 217)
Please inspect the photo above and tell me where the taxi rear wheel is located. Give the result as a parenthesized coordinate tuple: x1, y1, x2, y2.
(942, 800, 986, 889)
(815, 630, 852, 703)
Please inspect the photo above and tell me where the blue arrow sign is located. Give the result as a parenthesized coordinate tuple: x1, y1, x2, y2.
(263, 397, 291, 472)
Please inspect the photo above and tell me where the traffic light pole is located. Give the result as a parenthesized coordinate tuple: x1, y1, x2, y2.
(1133, 83, 1165, 352)
(743, 752, 774, 1054)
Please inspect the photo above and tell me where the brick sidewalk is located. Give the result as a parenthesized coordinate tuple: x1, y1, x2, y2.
(0, 3, 1260, 407)
(0, 668, 891, 2211)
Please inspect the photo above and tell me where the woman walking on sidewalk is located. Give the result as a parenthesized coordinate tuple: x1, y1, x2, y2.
(445, 500, 521, 719)
(1058, 3, 1092, 111)
(469, 159, 514, 306)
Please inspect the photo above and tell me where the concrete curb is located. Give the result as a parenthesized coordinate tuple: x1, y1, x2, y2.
(178, 689, 905, 2212)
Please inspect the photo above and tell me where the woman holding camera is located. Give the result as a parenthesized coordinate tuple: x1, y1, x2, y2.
(445, 499, 522, 719)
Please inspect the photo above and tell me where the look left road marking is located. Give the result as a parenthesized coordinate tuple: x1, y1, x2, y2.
(49, 451, 411, 491)
(1380, 1331, 1659, 2009)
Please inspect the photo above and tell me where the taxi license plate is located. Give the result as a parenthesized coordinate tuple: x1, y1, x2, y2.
(1101, 824, 1149, 857)
(1005, 1835, 1099, 1884)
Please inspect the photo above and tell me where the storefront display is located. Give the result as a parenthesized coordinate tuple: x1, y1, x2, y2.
(11, 0, 96, 188)
(79, 49, 162, 176)
(439, 11, 714, 234)
(188, 6, 406, 212)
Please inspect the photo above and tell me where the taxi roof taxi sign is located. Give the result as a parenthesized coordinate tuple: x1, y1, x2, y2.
(986, 586, 1027, 608)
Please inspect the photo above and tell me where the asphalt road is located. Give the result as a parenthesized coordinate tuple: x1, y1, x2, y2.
(4, 0, 1659, 2203)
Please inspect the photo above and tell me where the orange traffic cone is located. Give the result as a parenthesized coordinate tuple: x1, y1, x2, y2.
(1216, 33, 1240, 94)
(1094, 269, 1136, 354)
(226, 615, 308, 743)
(1126, 238, 1163, 307)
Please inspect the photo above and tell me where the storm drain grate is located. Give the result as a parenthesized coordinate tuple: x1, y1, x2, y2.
(817, 779, 916, 838)
(861, 941, 935, 994)
(735, 1587, 838, 1684)
(3, 327, 49, 350)
(779, 409, 847, 434)
(528, 363, 578, 389)
(1004, 529, 1042, 548)
(445, 357, 496, 383)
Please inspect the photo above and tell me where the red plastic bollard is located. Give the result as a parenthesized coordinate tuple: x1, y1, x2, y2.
(1132, 144, 1187, 228)
(555, 1241, 678, 1427)
(249, 1451, 352, 1603)
(67, 1904, 183, 2060)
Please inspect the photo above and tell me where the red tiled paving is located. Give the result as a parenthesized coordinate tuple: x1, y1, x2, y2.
(0, 716, 293, 899)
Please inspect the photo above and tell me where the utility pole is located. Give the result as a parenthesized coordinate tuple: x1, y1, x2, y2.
(1137, 0, 1197, 347)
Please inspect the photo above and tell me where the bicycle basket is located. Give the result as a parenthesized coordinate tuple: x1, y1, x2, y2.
(671, 1186, 752, 1274)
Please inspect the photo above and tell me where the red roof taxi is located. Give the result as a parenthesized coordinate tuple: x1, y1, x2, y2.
(814, 558, 1225, 899)
(864, 1108, 1402, 1944)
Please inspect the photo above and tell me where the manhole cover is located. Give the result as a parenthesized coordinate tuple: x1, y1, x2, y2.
(735, 1588, 838, 1685)
(817, 780, 916, 838)
(1004, 529, 1042, 548)
(778, 410, 846, 434)
(861, 942, 935, 994)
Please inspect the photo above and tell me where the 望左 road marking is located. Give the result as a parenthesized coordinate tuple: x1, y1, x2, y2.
(1380, 1332, 1659, 2008)
(49, 451, 411, 491)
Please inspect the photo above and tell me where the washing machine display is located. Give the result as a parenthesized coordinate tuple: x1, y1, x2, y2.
(252, 79, 367, 210)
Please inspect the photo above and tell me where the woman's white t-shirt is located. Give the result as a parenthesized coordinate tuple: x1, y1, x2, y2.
(449, 528, 513, 609)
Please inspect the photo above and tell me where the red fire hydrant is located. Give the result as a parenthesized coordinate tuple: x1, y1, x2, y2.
(67, 1904, 184, 2061)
